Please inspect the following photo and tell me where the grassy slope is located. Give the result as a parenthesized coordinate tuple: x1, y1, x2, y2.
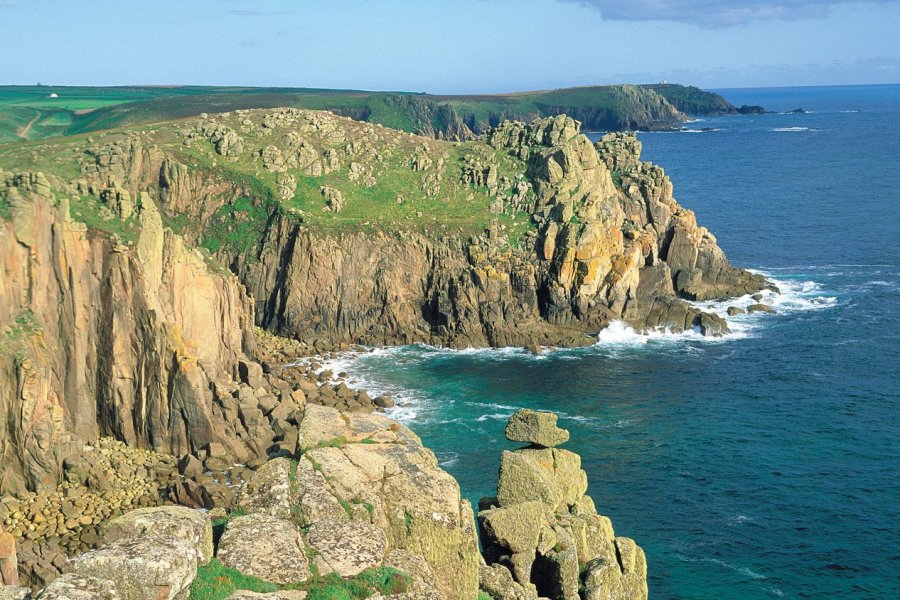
(0, 108, 538, 251)
(641, 83, 738, 115)
(0, 83, 697, 143)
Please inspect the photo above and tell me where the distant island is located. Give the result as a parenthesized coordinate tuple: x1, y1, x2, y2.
(0, 82, 764, 143)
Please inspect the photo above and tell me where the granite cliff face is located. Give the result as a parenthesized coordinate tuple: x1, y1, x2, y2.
(0, 410, 646, 600)
(0, 174, 263, 496)
(1, 109, 766, 351)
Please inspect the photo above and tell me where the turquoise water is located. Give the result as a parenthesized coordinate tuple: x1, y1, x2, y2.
(333, 85, 900, 599)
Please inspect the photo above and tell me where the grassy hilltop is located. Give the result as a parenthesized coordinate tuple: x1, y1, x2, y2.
(0, 82, 749, 144)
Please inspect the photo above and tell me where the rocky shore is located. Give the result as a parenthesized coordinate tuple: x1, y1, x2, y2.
(0, 410, 647, 600)
(0, 106, 775, 599)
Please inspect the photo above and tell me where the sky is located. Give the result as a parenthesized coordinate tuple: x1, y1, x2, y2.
(2, 0, 899, 92)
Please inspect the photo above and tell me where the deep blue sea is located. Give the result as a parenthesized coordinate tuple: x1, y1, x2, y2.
(333, 85, 900, 599)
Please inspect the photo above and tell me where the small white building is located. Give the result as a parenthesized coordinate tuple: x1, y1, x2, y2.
(49, 93, 58, 98)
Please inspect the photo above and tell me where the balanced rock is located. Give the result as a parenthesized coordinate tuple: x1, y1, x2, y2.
(480, 411, 648, 600)
(217, 513, 311, 585)
(505, 409, 569, 447)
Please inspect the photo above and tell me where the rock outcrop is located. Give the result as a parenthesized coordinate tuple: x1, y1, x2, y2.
(221, 406, 479, 600)
(235, 114, 766, 348)
(479, 410, 648, 600)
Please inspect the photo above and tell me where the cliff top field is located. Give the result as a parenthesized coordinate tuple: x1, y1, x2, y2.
(0, 82, 749, 144)
(0, 107, 536, 241)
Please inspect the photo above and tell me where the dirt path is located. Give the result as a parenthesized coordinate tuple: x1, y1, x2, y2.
(16, 111, 41, 139)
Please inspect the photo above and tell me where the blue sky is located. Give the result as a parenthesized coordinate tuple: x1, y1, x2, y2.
(2, 0, 898, 91)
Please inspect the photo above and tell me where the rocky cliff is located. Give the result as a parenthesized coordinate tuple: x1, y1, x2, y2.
(0, 173, 267, 496)
(0, 108, 768, 493)
(226, 113, 766, 347)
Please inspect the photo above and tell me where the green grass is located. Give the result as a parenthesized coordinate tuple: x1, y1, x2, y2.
(0, 82, 699, 143)
(478, 592, 497, 600)
(199, 195, 271, 256)
(188, 561, 410, 600)
(189, 559, 280, 600)
(68, 194, 141, 244)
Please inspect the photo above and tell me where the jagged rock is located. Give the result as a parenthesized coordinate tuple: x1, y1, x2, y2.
(0, 589, 30, 600)
(505, 410, 569, 447)
(384, 550, 443, 597)
(320, 186, 344, 212)
(99, 506, 213, 564)
(306, 518, 386, 577)
(747, 303, 776, 314)
(71, 534, 198, 600)
(582, 538, 648, 600)
(727, 306, 746, 316)
(35, 574, 119, 599)
(235, 457, 294, 519)
(479, 563, 537, 600)
(217, 513, 311, 585)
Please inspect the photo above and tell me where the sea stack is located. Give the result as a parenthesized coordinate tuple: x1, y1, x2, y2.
(479, 410, 648, 600)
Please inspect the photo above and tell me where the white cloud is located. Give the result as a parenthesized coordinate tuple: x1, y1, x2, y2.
(562, 0, 900, 27)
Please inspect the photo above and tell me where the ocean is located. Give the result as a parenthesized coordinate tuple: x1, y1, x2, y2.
(329, 85, 900, 599)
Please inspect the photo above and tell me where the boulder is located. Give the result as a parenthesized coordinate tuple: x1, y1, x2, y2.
(35, 574, 119, 599)
(306, 518, 386, 577)
(496, 448, 587, 511)
(100, 506, 213, 564)
(747, 303, 776, 314)
(0, 588, 30, 600)
(478, 501, 547, 554)
(217, 514, 310, 585)
(505, 410, 569, 447)
(235, 457, 294, 519)
(479, 563, 537, 600)
(71, 534, 198, 600)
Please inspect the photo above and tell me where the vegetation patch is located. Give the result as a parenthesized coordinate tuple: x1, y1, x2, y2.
(0, 309, 40, 362)
(188, 562, 410, 600)
(199, 195, 271, 256)
(189, 558, 280, 600)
